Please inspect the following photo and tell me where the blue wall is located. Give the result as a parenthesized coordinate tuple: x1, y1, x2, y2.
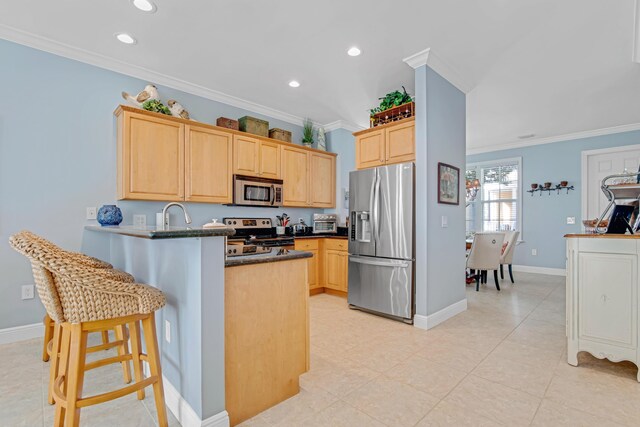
(467, 130, 640, 269)
(0, 39, 341, 329)
(414, 65, 467, 319)
(326, 128, 355, 223)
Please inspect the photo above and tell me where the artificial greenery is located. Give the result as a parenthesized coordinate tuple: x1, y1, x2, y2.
(142, 99, 171, 115)
(370, 86, 413, 116)
(302, 118, 314, 145)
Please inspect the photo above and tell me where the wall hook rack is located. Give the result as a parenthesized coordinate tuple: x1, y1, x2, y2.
(527, 183, 574, 196)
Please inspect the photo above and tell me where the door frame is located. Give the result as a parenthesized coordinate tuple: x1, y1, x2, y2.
(581, 144, 640, 222)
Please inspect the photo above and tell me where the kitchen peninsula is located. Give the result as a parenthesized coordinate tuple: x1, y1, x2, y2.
(83, 225, 312, 427)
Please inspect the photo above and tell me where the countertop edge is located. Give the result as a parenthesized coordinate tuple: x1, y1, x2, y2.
(564, 233, 640, 239)
(225, 250, 312, 267)
(85, 225, 235, 239)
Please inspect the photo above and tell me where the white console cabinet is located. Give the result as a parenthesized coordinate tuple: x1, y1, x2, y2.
(566, 235, 640, 381)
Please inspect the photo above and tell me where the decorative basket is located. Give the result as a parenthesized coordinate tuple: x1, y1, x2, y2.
(370, 101, 414, 128)
(583, 219, 609, 234)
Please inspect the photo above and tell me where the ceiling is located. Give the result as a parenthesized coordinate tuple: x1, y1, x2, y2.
(1, 0, 640, 152)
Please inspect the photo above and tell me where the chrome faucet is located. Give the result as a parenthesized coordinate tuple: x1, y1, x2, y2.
(161, 202, 192, 229)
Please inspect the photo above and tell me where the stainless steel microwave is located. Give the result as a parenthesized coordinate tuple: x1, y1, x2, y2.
(233, 175, 283, 207)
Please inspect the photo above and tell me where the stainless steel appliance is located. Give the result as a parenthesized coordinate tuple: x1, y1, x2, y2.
(233, 175, 283, 207)
(224, 217, 294, 250)
(312, 213, 338, 234)
(348, 162, 415, 323)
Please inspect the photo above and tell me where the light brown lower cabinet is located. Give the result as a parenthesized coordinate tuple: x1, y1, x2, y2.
(295, 238, 348, 296)
(225, 259, 309, 426)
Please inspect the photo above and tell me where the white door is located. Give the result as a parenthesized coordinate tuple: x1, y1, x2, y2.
(583, 146, 640, 221)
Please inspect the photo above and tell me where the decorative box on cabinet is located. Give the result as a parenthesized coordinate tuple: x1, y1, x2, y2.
(565, 235, 640, 381)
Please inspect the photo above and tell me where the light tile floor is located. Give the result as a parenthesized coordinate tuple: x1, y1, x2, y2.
(1, 272, 639, 426)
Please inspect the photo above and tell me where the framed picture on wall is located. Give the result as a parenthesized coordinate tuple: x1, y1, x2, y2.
(438, 162, 460, 205)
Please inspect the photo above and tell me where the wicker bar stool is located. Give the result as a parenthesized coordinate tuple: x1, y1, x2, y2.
(19, 231, 134, 363)
(10, 231, 168, 427)
(17, 232, 135, 405)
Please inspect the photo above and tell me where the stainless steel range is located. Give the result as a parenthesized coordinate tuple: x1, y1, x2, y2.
(224, 217, 294, 257)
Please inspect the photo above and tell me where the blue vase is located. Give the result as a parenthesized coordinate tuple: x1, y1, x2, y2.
(97, 205, 123, 226)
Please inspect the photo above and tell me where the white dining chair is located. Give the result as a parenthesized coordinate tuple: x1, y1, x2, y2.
(500, 231, 520, 283)
(466, 232, 504, 291)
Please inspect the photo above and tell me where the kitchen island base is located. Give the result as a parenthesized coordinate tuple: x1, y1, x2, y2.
(566, 234, 640, 382)
(225, 258, 310, 426)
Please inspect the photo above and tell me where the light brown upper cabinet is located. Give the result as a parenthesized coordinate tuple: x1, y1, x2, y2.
(281, 145, 310, 206)
(185, 125, 233, 203)
(309, 152, 336, 208)
(117, 108, 185, 201)
(281, 147, 336, 208)
(233, 135, 281, 179)
(354, 117, 415, 170)
(116, 105, 335, 206)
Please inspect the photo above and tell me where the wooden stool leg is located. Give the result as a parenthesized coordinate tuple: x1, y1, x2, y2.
(53, 325, 71, 427)
(65, 323, 88, 427)
(101, 330, 110, 345)
(115, 325, 132, 384)
(142, 314, 168, 427)
(48, 323, 62, 405)
(128, 320, 146, 400)
(43, 314, 54, 362)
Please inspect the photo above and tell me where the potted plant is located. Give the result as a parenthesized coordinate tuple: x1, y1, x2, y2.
(369, 86, 414, 127)
(302, 118, 314, 147)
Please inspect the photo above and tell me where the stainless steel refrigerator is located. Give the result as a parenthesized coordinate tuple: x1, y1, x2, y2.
(348, 162, 415, 323)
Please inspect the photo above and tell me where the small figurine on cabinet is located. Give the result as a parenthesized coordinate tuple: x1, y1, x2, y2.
(167, 100, 191, 120)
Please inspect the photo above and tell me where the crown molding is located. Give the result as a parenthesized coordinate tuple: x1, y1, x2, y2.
(467, 122, 640, 155)
(0, 24, 314, 127)
(403, 48, 473, 93)
(324, 120, 365, 133)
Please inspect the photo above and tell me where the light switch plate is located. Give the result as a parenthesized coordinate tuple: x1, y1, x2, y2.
(532, 249, 538, 256)
(567, 216, 576, 225)
(441, 216, 448, 228)
(133, 214, 147, 227)
(165, 320, 171, 343)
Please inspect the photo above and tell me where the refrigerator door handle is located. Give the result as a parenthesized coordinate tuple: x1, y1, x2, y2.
(350, 256, 409, 268)
(369, 173, 376, 240)
(374, 173, 381, 242)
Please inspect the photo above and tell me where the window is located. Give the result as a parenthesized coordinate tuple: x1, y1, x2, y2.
(466, 157, 522, 237)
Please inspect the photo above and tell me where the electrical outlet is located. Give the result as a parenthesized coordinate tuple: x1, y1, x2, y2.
(133, 214, 147, 227)
(441, 215, 448, 228)
(165, 320, 171, 343)
(532, 249, 538, 256)
(86, 207, 97, 220)
(567, 216, 576, 225)
(21, 284, 34, 300)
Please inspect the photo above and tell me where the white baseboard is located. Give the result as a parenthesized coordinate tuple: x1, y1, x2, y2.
(512, 265, 566, 276)
(414, 299, 467, 330)
(163, 375, 229, 427)
(0, 322, 43, 345)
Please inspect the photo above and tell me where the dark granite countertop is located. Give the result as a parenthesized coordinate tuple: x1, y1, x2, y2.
(293, 235, 348, 240)
(225, 248, 312, 267)
(85, 225, 235, 239)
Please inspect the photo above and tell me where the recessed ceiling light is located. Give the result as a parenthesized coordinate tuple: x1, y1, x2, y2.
(132, 0, 157, 13)
(347, 47, 361, 57)
(115, 33, 137, 45)
(518, 133, 536, 139)
(289, 80, 300, 88)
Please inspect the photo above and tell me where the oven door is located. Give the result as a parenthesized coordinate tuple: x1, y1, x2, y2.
(234, 175, 282, 207)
